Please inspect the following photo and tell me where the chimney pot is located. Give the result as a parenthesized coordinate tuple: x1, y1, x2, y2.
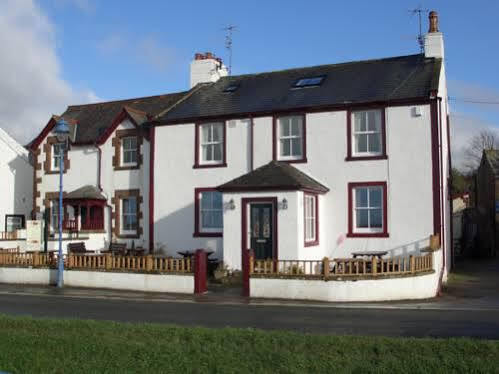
(205, 52, 214, 59)
(428, 10, 439, 33)
(195, 53, 204, 60)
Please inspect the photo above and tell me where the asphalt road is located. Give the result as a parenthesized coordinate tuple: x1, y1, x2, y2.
(0, 292, 498, 339)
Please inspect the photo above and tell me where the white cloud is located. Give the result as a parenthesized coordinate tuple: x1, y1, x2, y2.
(55, 0, 95, 13)
(0, 0, 98, 145)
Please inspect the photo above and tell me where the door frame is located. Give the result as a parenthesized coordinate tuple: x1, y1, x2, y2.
(241, 197, 278, 263)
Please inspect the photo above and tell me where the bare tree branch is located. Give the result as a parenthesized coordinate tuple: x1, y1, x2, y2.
(463, 130, 496, 172)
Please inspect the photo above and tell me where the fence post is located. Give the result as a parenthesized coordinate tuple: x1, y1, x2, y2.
(146, 255, 153, 272)
(430, 234, 441, 250)
(372, 257, 377, 275)
(410, 255, 415, 273)
(242, 249, 253, 297)
(323, 257, 329, 280)
(194, 249, 207, 295)
(32, 252, 39, 267)
(105, 253, 112, 270)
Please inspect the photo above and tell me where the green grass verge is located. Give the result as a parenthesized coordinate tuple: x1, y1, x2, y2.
(0, 314, 497, 373)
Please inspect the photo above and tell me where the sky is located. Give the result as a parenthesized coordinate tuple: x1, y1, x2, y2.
(1, 0, 498, 169)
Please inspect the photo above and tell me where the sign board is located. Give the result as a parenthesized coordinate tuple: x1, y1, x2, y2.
(26, 220, 43, 252)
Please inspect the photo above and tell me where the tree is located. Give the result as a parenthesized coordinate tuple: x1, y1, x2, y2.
(451, 168, 471, 195)
(463, 130, 496, 172)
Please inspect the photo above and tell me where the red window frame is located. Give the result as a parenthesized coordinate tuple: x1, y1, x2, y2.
(193, 122, 227, 169)
(193, 187, 223, 237)
(272, 113, 307, 163)
(346, 107, 388, 161)
(304, 193, 319, 247)
(347, 181, 389, 238)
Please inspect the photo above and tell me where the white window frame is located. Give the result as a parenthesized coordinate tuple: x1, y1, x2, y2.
(121, 136, 138, 166)
(304, 194, 317, 243)
(50, 200, 61, 233)
(198, 191, 223, 233)
(52, 143, 65, 171)
(121, 197, 138, 235)
(351, 109, 383, 157)
(277, 115, 304, 161)
(199, 123, 224, 165)
(5, 215, 23, 232)
(352, 186, 384, 234)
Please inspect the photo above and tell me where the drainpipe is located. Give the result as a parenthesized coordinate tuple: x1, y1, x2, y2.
(249, 116, 254, 171)
(96, 142, 112, 246)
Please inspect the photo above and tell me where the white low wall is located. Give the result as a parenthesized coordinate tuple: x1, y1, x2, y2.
(0, 240, 26, 251)
(0, 267, 194, 294)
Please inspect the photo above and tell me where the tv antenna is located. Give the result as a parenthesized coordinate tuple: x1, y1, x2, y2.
(409, 6, 428, 53)
(222, 25, 237, 75)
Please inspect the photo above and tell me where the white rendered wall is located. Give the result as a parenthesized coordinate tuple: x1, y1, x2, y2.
(154, 105, 437, 265)
(0, 129, 32, 231)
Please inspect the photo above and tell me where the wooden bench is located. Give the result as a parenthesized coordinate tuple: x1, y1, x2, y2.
(102, 242, 127, 256)
(67, 242, 94, 254)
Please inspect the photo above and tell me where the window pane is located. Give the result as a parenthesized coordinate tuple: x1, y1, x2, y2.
(130, 150, 137, 163)
(279, 118, 290, 137)
(213, 143, 222, 161)
(291, 138, 302, 156)
(367, 111, 377, 131)
(201, 192, 211, 209)
(354, 112, 366, 132)
(291, 117, 301, 136)
(202, 125, 210, 142)
(355, 188, 368, 208)
(213, 191, 222, 206)
(356, 209, 369, 228)
(213, 210, 223, 228)
(202, 144, 211, 161)
(369, 188, 382, 208)
(280, 139, 290, 156)
(370, 208, 382, 228)
(369, 133, 381, 153)
(355, 134, 367, 153)
(212, 124, 222, 142)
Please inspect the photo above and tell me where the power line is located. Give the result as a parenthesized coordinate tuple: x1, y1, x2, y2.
(449, 97, 499, 105)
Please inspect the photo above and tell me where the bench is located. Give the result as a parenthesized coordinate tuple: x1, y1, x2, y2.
(67, 242, 94, 254)
(102, 242, 127, 256)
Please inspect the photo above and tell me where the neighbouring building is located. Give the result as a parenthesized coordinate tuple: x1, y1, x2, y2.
(475, 150, 499, 257)
(0, 127, 32, 238)
(30, 11, 452, 280)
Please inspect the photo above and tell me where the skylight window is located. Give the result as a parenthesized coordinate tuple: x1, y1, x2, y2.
(223, 84, 239, 93)
(293, 76, 325, 88)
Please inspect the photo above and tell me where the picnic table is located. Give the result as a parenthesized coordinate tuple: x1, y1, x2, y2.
(351, 251, 388, 259)
(177, 250, 214, 258)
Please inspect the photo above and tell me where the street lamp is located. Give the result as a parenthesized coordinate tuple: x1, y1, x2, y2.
(54, 118, 70, 288)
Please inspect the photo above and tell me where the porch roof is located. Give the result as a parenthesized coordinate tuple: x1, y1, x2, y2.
(65, 185, 107, 201)
(217, 161, 329, 194)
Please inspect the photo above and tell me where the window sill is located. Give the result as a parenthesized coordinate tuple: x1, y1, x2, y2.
(45, 170, 68, 175)
(80, 229, 106, 234)
(275, 157, 307, 164)
(116, 233, 140, 239)
(304, 240, 319, 247)
(193, 231, 223, 238)
(114, 165, 140, 171)
(193, 163, 227, 169)
(346, 232, 389, 238)
(345, 155, 387, 161)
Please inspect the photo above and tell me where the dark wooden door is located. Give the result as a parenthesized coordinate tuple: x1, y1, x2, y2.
(250, 203, 274, 260)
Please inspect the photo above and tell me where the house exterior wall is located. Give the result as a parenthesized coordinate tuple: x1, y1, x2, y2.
(153, 100, 449, 271)
(0, 129, 33, 234)
(34, 118, 149, 252)
(476, 157, 497, 256)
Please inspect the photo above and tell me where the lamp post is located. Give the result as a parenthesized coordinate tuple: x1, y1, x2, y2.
(54, 118, 70, 288)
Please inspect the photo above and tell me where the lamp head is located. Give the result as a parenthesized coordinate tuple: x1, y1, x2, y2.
(54, 118, 70, 143)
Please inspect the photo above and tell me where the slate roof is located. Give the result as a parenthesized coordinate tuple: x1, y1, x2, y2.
(217, 161, 329, 193)
(65, 185, 106, 200)
(484, 150, 499, 177)
(158, 54, 441, 123)
(60, 91, 188, 143)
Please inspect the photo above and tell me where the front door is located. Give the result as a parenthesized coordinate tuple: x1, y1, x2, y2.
(250, 203, 274, 260)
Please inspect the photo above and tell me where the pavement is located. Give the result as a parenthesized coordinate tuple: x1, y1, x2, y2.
(0, 258, 497, 338)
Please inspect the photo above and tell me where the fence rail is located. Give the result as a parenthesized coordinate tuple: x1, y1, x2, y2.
(0, 252, 193, 273)
(0, 231, 18, 240)
(251, 253, 434, 279)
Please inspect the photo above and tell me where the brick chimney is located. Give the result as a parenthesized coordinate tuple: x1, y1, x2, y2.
(424, 11, 444, 59)
(190, 52, 228, 88)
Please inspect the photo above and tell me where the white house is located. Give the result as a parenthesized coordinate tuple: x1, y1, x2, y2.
(151, 11, 452, 279)
(30, 11, 451, 283)
(0, 127, 32, 238)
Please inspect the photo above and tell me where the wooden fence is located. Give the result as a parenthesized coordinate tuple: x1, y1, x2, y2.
(0, 252, 192, 273)
(251, 253, 434, 279)
(0, 231, 18, 240)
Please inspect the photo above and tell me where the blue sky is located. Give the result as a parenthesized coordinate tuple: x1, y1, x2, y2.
(1, 1, 499, 167)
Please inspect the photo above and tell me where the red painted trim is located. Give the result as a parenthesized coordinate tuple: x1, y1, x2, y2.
(193, 121, 228, 169)
(346, 107, 388, 161)
(149, 126, 155, 252)
(304, 193, 319, 247)
(193, 187, 223, 237)
(430, 99, 441, 237)
(29, 117, 57, 150)
(438, 99, 446, 271)
(347, 181, 389, 238)
(241, 197, 278, 267)
(272, 113, 307, 164)
(154, 97, 433, 127)
(249, 116, 254, 171)
(194, 249, 207, 294)
(97, 107, 144, 145)
(218, 185, 328, 194)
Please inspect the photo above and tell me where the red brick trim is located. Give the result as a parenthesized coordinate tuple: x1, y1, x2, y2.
(113, 189, 142, 239)
(112, 129, 143, 171)
(345, 107, 388, 161)
(148, 126, 155, 252)
(193, 187, 223, 237)
(304, 193, 319, 247)
(193, 122, 227, 169)
(347, 181, 389, 238)
(272, 113, 307, 163)
(43, 136, 70, 174)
